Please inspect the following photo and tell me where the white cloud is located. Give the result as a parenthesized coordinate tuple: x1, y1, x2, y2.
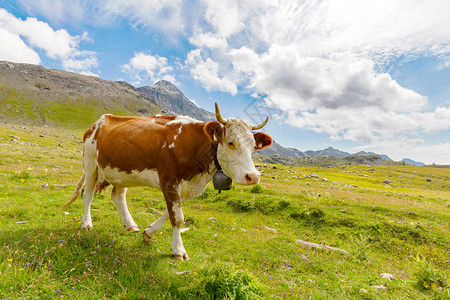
(178, 0, 450, 151)
(202, 0, 244, 39)
(0, 28, 40, 64)
(122, 52, 177, 86)
(0, 8, 97, 74)
(354, 139, 450, 165)
(185, 49, 237, 94)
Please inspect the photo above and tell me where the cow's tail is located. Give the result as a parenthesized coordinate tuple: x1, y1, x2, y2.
(61, 173, 85, 210)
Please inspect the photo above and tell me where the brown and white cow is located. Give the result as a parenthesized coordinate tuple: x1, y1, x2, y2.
(62, 103, 272, 260)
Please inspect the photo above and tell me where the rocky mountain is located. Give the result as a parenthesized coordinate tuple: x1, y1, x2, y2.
(138, 81, 214, 122)
(0, 61, 161, 128)
(354, 151, 392, 161)
(255, 153, 406, 167)
(259, 141, 304, 157)
(304, 146, 350, 158)
(402, 158, 426, 167)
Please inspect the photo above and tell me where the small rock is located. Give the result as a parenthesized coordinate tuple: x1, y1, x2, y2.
(264, 226, 278, 233)
(15, 221, 28, 224)
(380, 273, 395, 280)
(53, 184, 68, 189)
(255, 164, 261, 169)
(272, 166, 277, 169)
(359, 288, 368, 293)
(64, 211, 70, 215)
(426, 178, 432, 182)
(39, 183, 49, 189)
(383, 180, 390, 184)
(371, 285, 386, 290)
(208, 217, 218, 222)
(240, 228, 248, 232)
(300, 254, 311, 264)
(39, 135, 45, 138)
(176, 270, 191, 275)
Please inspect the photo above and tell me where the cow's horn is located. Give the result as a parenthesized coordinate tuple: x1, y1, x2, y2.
(252, 116, 269, 130)
(215, 102, 227, 125)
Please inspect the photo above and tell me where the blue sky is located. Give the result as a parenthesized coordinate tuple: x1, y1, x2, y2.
(1, 0, 449, 164)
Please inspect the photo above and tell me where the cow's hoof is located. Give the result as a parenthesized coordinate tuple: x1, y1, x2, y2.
(81, 224, 93, 230)
(127, 226, 140, 233)
(172, 253, 189, 261)
(143, 231, 151, 243)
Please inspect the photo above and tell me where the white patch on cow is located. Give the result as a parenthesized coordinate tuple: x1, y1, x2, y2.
(180, 172, 213, 201)
(168, 142, 175, 148)
(162, 141, 167, 148)
(171, 227, 187, 257)
(98, 166, 160, 188)
(173, 124, 183, 141)
(165, 115, 200, 126)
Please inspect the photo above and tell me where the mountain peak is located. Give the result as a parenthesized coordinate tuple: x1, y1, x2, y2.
(137, 81, 214, 121)
(153, 80, 180, 92)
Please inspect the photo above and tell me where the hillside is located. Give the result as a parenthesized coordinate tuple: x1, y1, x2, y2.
(0, 124, 448, 299)
(254, 153, 406, 167)
(0, 61, 162, 128)
(138, 80, 214, 121)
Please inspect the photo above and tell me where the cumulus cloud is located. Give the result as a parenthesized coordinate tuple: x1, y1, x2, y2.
(122, 52, 178, 86)
(185, 49, 237, 94)
(0, 28, 40, 64)
(178, 0, 450, 150)
(0, 8, 97, 74)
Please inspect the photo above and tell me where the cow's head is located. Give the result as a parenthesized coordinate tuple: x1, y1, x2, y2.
(204, 103, 273, 185)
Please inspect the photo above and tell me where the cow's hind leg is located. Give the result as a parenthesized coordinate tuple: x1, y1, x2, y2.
(111, 186, 139, 232)
(143, 210, 169, 241)
(81, 166, 97, 230)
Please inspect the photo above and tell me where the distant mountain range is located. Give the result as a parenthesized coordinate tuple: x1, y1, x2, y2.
(0, 61, 426, 166)
(137, 80, 425, 166)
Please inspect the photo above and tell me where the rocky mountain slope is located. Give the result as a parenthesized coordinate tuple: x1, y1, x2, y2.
(138, 80, 214, 121)
(0, 61, 161, 128)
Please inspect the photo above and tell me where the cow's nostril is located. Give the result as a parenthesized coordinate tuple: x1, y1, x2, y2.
(245, 173, 260, 184)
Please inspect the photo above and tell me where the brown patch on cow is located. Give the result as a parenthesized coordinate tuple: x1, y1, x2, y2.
(95, 115, 216, 184)
(253, 132, 273, 150)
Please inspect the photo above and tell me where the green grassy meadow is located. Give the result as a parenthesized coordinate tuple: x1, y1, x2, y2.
(0, 123, 449, 299)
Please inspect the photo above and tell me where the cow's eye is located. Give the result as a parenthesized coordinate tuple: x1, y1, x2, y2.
(228, 141, 236, 149)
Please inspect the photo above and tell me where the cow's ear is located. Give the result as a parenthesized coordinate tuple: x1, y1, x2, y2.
(204, 121, 224, 144)
(253, 132, 273, 150)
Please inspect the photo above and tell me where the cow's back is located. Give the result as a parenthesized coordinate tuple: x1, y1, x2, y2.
(84, 114, 212, 183)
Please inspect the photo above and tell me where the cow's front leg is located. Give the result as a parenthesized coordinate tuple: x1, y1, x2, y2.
(162, 184, 188, 260)
(169, 201, 188, 260)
